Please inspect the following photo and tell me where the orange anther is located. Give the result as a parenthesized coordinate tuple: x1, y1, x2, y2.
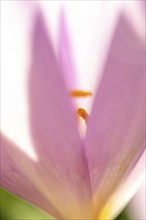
(77, 108, 89, 121)
(70, 90, 92, 98)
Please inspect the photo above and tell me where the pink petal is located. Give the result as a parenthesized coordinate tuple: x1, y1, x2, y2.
(58, 9, 77, 89)
(85, 14, 145, 214)
(107, 152, 145, 220)
(1, 133, 58, 219)
(2, 10, 92, 220)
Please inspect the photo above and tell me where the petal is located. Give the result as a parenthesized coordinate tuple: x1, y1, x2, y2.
(85, 13, 145, 215)
(27, 11, 92, 219)
(128, 173, 145, 220)
(1, 5, 92, 219)
(58, 9, 77, 89)
(1, 133, 57, 219)
(97, 152, 145, 220)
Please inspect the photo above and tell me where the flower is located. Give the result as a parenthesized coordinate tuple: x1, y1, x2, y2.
(1, 2, 145, 220)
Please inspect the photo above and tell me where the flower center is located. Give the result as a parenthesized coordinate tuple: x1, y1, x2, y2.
(70, 90, 92, 122)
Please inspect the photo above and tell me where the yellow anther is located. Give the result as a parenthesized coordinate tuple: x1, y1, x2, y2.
(77, 108, 89, 121)
(70, 90, 92, 98)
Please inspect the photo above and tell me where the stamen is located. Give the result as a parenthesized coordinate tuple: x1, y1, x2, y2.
(77, 108, 89, 121)
(70, 90, 92, 98)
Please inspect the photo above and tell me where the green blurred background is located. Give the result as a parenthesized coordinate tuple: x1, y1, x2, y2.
(0, 188, 129, 220)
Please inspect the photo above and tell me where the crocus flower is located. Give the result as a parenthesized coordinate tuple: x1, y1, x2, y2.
(1, 2, 145, 220)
